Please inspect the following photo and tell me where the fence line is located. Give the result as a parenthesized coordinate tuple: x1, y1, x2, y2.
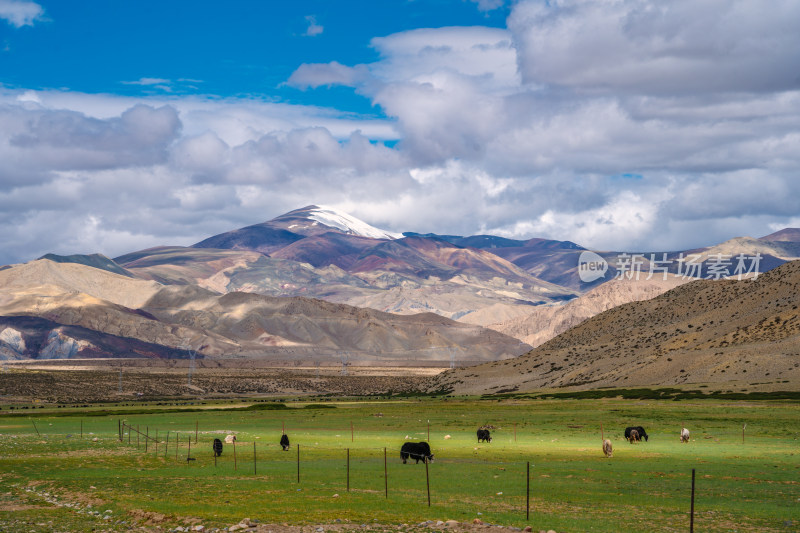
(13, 421, 713, 530)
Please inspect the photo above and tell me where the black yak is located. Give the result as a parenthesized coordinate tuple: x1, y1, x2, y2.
(625, 426, 649, 442)
(400, 442, 434, 464)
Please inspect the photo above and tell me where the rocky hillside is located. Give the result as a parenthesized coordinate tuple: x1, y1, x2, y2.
(428, 260, 800, 394)
(0, 259, 528, 364)
(484, 275, 690, 347)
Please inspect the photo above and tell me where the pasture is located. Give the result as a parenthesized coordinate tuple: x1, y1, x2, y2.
(1, 397, 798, 532)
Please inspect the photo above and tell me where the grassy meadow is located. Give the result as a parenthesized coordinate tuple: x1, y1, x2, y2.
(1, 397, 798, 532)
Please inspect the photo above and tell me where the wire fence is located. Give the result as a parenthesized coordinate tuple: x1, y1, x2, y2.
(117, 422, 719, 529)
(5, 417, 795, 531)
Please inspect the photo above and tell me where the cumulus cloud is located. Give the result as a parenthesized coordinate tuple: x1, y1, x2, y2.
(281, 0, 800, 251)
(509, 0, 800, 94)
(0, 91, 410, 263)
(2, 104, 181, 174)
(2, 0, 800, 265)
(0, 0, 43, 27)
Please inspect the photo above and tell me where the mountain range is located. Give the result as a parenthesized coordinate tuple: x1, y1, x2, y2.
(2, 204, 799, 371)
(0, 258, 525, 363)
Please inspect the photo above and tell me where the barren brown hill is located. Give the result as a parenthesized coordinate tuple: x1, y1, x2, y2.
(428, 260, 800, 394)
(484, 275, 691, 347)
(0, 259, 162, 309)
(0, 259, 529, 364)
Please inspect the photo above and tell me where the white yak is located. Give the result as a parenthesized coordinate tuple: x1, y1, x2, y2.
(602, 439, 613, 458)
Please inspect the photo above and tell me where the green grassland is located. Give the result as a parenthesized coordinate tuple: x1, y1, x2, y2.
(1, 397, 799, 532)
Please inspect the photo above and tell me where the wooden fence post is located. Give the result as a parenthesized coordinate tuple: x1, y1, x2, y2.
(526, 461, 530, 521)
(384, 447, 388, 499)
(425, 458, 431, 507)
(690, 468, 696, 533)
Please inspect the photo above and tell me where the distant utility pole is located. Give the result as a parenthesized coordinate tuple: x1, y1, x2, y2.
(180, 339, 197, 386)
(340, 352, 349, 376)
(118, 369, 122, 393)
(449, 347, 456, 369)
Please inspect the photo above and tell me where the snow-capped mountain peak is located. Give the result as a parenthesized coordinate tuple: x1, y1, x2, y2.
(308, 205, 402, 240)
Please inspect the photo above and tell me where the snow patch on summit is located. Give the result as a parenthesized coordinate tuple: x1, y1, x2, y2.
(309, 206, 402, 240)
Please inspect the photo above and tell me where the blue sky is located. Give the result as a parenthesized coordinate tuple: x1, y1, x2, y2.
(2, 1, 507, 113)
(1, 0, 799, 264)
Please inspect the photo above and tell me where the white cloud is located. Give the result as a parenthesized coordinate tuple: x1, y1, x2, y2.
(121, 77, 171, 86)
(304, 15, 323, 37)
(489, 190, 662, 250)
(1, 104, 181, 174)
(370, 27, 519, 91)
(288, 62, 371, 90)
(0, 0, 43, 27)
(2, 1, 800, 264)
(509, 0, 800, 94)
(469, 0, 506, 12)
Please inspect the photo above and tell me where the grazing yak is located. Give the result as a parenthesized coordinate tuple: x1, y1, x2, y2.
(624, 426, 649, 442)
(628, 429, 640, 443)
(224, 434, 237, 444)
(400, 442, 434, 464)
(680, 428, 690, 443)
(280, 434, 290, 451)
(602, 439, 613, 458)
(477, 429, 492, 443)
(212, 438, 223, 457)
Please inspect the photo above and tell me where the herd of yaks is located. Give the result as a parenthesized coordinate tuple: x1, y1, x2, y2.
(603, 425, 691, 457)
(208, 426, 693, 462)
